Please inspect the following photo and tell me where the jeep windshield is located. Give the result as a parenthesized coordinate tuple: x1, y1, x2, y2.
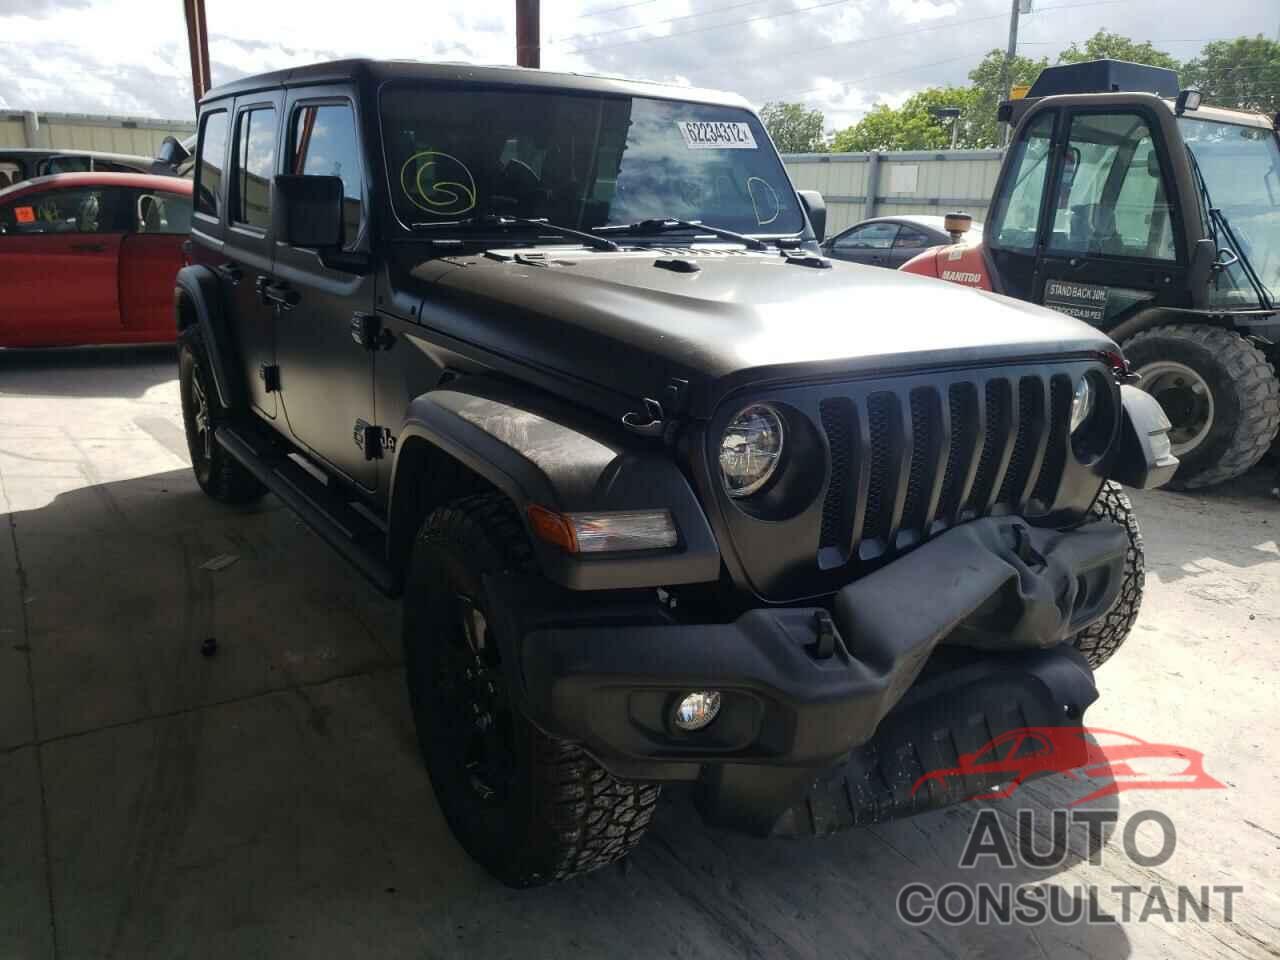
(1180, 116, 1280, 309)
(378, 84, 804, 242)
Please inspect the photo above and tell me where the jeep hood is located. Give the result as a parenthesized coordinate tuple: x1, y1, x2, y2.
(399, 247, 1115, 419)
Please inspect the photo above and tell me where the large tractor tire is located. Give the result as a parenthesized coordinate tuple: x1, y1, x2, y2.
(402, 493, 659, 887)
(1067, 482, 1143, 670)
(1123, 324, 1280, 489)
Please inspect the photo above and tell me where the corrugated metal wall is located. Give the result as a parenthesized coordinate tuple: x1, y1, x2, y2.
(783, 150, 1003, 235)
(0, 111, 195, 157)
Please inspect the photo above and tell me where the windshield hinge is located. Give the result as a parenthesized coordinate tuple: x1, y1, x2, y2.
(622, 397, 665, 437)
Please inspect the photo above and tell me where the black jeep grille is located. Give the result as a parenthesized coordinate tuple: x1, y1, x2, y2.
(817, 371, 1073, 565)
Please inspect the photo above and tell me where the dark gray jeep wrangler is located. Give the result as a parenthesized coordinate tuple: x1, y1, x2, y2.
(176, 59, 1176, 887)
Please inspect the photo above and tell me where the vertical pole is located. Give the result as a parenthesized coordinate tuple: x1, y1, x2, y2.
(516, 0, 540, 68)
(864, 151, 880, 220)
(22, 111, 39, 148)
(183, 0, 212, 113)
(950, 119, 960, 150)
(997, 0, 1021, 145)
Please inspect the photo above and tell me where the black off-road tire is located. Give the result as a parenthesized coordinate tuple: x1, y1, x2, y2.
(178, 328, 265, 504)
(1123, 324, 1280, 489)
(1067, 482, 1143, 670)
(403, 493, 659, 887)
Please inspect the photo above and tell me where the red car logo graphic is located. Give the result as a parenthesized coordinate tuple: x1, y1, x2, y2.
(911, 727, 1225, 805)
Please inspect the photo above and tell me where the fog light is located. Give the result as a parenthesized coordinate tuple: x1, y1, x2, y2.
(672, 691, 721, 731)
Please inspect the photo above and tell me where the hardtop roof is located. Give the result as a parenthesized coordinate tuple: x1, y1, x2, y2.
(200, 58, 751, 111)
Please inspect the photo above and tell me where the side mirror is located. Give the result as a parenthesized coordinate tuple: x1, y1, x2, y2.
(154, 135, 190, 168)
(137, 193, 162, 231)
(274, 174, 343, 249)
(797, 189, 826, 244)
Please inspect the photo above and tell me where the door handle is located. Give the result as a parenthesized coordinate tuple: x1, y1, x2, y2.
(256, 276, 299, 311)
(70, 242, 105, 253)
(216, 263, 243, 285)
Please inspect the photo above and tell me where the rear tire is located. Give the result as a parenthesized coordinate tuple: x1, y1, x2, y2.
(1123, 324, 1280, 489)
(1067, 482, 1143, 670)
(402, 493, 658, 887)
(178, 328, 265, 504)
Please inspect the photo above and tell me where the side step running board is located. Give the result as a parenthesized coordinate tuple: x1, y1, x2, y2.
(215, 425, 398, 596)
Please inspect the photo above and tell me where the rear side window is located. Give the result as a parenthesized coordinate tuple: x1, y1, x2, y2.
(291, 103, 363, 248)
(195, 110, 228, 217)
(894, 226, 932, 249)
(232, 106, 277, 229)
(0, 160, 22, 187)
(836, 222, 898, 250)
(40, 156, 91, 176)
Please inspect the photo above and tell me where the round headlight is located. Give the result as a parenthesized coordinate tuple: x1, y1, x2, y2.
(719, 403, 784, 497)
(1070, 375, 1096, 435)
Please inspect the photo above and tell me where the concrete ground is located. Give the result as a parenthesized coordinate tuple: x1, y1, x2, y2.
(1, 346, 1277, 960)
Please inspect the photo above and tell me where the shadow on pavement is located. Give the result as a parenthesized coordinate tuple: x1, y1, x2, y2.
(3, 465, 1132, 959)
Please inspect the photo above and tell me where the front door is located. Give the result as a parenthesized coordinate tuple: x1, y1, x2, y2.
(0, 184, 128, 347)
(271, 90, 377, 490)
(118, 189, 193, 340)
(1032, 109, 1188, 332)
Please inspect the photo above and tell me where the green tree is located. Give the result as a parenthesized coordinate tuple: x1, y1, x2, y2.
(966, 48, 1049, 147)
(759, 101, 827, 154)
(1184, 35, 1280, 113)
(830, 87, 982, 152)
(1057, 30, 1180, 71)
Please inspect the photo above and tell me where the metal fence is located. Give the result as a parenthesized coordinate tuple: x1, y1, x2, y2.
(0, 110, 195, 158)
(782, 150, 1004, 236)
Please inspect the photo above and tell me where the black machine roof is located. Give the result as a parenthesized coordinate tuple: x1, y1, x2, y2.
(1027, 59, 1181, 99)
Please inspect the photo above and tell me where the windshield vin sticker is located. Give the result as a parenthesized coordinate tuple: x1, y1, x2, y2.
(677, 121, 757, 149)
(1043, 279, 1110, 323)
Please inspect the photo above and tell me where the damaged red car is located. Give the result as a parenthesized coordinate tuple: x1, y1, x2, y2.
(0, 171, 191, 348)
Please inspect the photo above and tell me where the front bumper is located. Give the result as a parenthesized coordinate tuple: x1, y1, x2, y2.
(488, 513, 1127, 835)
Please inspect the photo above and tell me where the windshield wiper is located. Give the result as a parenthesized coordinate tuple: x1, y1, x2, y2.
(1185, 147, 1272, 308)
(410, 214, 620, 252)
(592, 218, 771, 251)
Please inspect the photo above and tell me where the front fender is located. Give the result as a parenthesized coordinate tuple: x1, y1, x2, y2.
(390, 378, 720, 590)
(175, 265, 242, 411)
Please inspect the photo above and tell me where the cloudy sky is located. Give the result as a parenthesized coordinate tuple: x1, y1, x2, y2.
(0, 0, 1274, 131)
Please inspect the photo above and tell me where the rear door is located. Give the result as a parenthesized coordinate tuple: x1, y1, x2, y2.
(222, 94, 284, 419)
(271, 89, 377, 489)
(118, 188, 192, 340)
(1032, 109, 1188, 331)
(0, 183, 128, 346)
(826, 221, 900, 266)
